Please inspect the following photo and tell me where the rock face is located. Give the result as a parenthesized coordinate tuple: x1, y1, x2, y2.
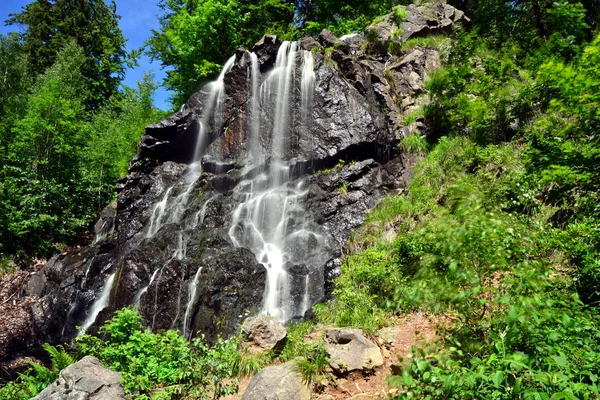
(0, 1, 468, 370)
(32, 356, 125, 400)
(242, 361, 311, 400)
(367, 0, 470, 44)
(242, 315, 287, 352)
(324, 328, 384, 373)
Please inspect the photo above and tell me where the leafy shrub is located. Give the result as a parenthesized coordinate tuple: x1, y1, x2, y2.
(0, 344, 73, 400)
(75, 307, 238, 399)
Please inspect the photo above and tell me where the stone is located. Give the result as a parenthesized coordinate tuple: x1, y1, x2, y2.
(32, 356, 125, 400)
(242, 315, 287, 352)
(324, 328, 384, 373)
(242, 361, 311, 400)
(300, 36, 322, 52)
(318, 29, 338, 47)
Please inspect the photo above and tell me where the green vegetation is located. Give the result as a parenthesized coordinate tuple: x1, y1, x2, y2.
(314, 1, 600, 398)
(0, 308, 332, 399)
(0, 1, 165, 262)
(400, 133, 430, 155)
(3, 0, 600, 398)
(0, 344, 73, 399)
(0, 309, 239, 400)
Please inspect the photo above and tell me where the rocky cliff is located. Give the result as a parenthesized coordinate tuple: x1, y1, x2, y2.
(0, 0, 468, 379)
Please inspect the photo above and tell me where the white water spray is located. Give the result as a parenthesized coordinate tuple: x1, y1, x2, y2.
(79, 272, 116, 335)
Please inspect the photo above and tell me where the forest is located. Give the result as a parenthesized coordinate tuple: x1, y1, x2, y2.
(1, 0, 600, 399)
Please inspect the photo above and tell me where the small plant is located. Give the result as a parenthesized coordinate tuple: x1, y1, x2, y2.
(323, 47, 336, 68)
(231, 346, 271, 377)
(402, 35, 449, 51)
(0, 344, 74, 400)
(400, 133, 430, 156)
(294, 344, 329, 384)
(393, 6, 407, 25)
(336, 181, 349, 195)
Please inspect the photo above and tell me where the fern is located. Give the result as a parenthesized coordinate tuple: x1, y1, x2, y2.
(42, 344, 74, 373)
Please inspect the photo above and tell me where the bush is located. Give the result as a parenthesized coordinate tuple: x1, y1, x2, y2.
(75, 307, 238, 399)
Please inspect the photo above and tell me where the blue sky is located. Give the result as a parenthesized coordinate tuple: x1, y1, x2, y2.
(0, 0, 172, 110)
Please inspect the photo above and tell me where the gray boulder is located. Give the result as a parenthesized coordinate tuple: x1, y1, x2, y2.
(32, 356, 125, 400)
(324, 328, 383, 373)
(242, 315, 287, 352)
(242, 361, 310, 400)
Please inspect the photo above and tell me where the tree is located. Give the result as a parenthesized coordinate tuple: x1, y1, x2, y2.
(295, 0, 400, 36)
(146, 0, 294, 107)
(83, 72, 165, 211)
(0, 34, 33, 156)
(0, 41, 90, 256)
(7, 0, 128, 108)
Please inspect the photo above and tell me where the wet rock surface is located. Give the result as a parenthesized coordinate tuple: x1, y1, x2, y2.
(31, 356, 125, 400)
(1, 1, 468, 369)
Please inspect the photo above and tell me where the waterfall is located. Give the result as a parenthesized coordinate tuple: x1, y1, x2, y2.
(228, 42, 321, 322)
(79, 272, 116, 335)
(80, 41, 320, 335)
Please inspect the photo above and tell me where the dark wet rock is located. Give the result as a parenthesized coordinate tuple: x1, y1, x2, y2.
(242, 315, 287, 352)
(32, 356, 125, 400)
(242, 361, 311, 400)
(252, 34, 281, 73)
(324, 328, 384, 373)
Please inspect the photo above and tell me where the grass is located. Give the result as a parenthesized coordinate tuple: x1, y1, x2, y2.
(402, 35, 449, 52)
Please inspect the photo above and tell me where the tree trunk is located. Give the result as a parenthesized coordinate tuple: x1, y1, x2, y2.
(531, 0, 547, 40)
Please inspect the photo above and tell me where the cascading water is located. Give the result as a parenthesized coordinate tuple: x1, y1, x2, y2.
(79, 272, 116, 335)
(228, 42, 323, 321)
(78, 41, 323, 336)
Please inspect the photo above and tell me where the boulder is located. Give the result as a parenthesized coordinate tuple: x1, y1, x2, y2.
(242, 315, 287, 352)
(242, 361, 311, 400)
(324, 328, 383, 373)
(318, 29, 338, 47)
(32, 356, 125, 400)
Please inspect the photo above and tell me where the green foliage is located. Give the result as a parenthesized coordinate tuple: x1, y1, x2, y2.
(393, 5, 407, 25)
(400, 133, 430, 156)
(0, 41, 162, 259)
(0, 345, 74, 400)
(298, 0, 402, 37)
(76, 307, 238, 399)
(146, 0, 294, 107)
(7, 0, 129, 108)
(328, 133, 600, 398)
(0, 41, 91, 257)
(295, 346, 329, 385)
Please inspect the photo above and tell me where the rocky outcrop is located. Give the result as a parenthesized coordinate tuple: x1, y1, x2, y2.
(367, 0, 470, 44)
(32, 356, 125, 400)
(242, 361, 311, 400)
(242, 315, 287, 352)
(0, 1, 469, 369)
(324, 328, 384, 373)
